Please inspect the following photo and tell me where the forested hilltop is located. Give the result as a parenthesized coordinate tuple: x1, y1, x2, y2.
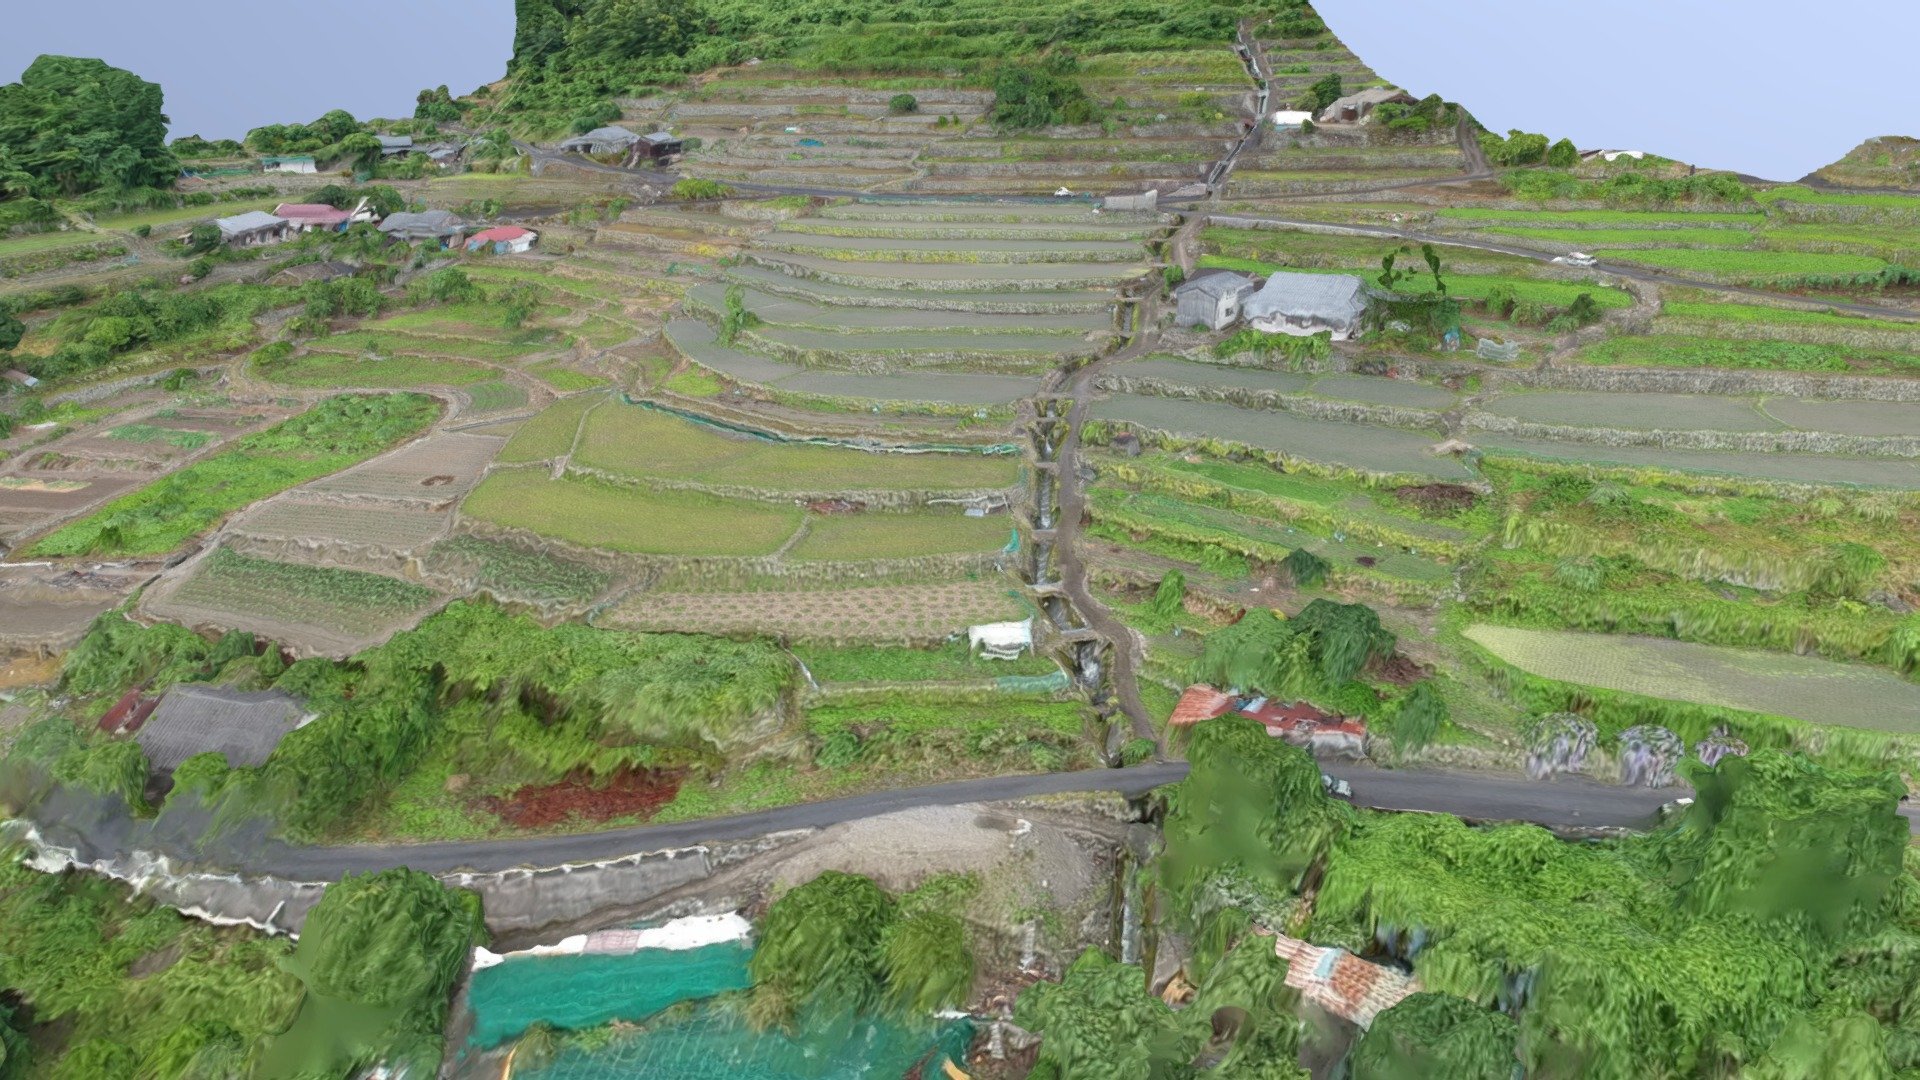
(493, 0, 1317, 131)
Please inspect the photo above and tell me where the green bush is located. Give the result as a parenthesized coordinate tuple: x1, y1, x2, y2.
(887, 93, 918, 114)
(1303, 73, 1342, 114)
(990, 57, 1096, 129)
(670, 177, 733, 200)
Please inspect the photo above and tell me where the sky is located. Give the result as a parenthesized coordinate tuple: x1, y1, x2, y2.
(2, 1, 515, 140)
(1317, 0, 1920, 181)
(5, 1, 1916, 180)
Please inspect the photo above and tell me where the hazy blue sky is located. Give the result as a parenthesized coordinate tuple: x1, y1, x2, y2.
(1319, 0, 1919, 180)
(4, 1, 514, 139)
(6, 1, 1916, 179)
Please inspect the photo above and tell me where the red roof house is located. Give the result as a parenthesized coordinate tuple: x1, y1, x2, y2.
(1168, 683, 1368, 757)
(274, 202, 353, 231)
(1270, 932, 1420, 1029)
(1169, 684, 1235, 727)
(465, 226, 537, 254)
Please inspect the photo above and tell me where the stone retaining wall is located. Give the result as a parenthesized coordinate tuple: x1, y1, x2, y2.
(1502, 364, 1920, 402)
(1098, 372, 1447, 431)
(1463, 412, 1920, 458)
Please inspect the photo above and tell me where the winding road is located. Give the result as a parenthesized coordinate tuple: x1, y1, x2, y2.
(24, 759, 1761, 883)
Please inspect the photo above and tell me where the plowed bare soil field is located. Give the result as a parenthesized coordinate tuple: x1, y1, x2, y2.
(600, 579, 1025, 641)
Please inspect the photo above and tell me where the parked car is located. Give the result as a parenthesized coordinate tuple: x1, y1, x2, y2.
(1552, 251, 1598, 267)
(1321, 773, 1353, 800)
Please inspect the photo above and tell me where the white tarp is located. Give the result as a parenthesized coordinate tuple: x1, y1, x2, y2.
(969, 619, 1033, 659)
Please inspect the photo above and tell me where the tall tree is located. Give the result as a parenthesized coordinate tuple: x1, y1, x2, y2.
(0, 56, 179, 196)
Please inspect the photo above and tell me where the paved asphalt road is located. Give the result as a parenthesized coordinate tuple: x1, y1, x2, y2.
(197, 761, 1703, 879)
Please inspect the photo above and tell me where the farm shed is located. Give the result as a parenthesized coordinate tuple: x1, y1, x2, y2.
(1243, 271, 1369, 340)
(379, 210, 469, 246)
(261, 155, 316, 174)
(641, 131, 684, 163)
(969, 619, 1033, 660)
(133, 684, 306, 772)
(560, 125, 642, 155)
(376, 134, 414, 157)
(1102, 189, 1159, 212)
(466, 226, 537, 254)
(1270, 109, 1315, 129)
(1315, 87, 1415, 125)
(1174, 270, 1257, 331)
(418, 142, 465, 166)
(215, 210, 292, 247)
(3, 369, 40, 388)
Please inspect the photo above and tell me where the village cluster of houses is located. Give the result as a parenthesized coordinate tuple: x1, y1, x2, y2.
(1173, 267, 1370, 339)
(261, 134, 467, 176)
(203, 200, 538, 255)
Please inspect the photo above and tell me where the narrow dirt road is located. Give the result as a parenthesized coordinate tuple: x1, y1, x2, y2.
(1052, 292, 1166, 751)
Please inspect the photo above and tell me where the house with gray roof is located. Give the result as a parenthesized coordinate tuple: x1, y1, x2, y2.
(378, 209, 469, 245)
(1243, 271, 1370, 340)
(640, 131, 684, 163)
(1316, 87, 1416, 125)
(214, 210, 292, 247)
(134, 685, 305, 772)
(376, 134, 415, 157)
(559, 125, 642, 155)
(1174, 270, 1257, 331)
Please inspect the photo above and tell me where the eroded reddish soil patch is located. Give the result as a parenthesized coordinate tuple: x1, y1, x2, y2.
(477, 767, 685, 829)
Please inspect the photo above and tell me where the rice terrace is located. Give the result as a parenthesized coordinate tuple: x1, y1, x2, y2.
(2, 4, 1920, 1079)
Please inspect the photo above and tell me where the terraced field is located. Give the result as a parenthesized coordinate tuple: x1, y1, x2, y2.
(599, 579, 1027, 642)
(462, 470, 804, 556)
(667, 319, 1037, 406)
(1093, 394, 1471, 481)
(1476, 436, 1920, 488)
(572, 404, 1020, 495)
(1465, 624, 1920, 734)
(787, 510, 1013, 561)
(146, 547, 444, 657)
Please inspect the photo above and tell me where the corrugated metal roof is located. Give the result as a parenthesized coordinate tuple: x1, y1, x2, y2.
(379, 210, 466, 235)
(1243, 271, 1368, 323)
(467, 226, 533, 243)
(1174, 270, 1255, 301)
(134, 684, 304, 771)
(274, 203, 352, 224)
(215, 210, 287, 237)
(376, 134, 414, 150)
(1169, 684, 1236, 726)
(642, 131, 680, 144)
(561, 126, 640, 148)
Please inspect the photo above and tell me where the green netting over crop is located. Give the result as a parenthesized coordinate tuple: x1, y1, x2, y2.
(467, 943, 752, 1049)
(520, 1003, 973, 1080)
(995, 671, 1072, 694)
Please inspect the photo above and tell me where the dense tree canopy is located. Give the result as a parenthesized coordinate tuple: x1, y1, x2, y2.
(1351, 992, 1519, 1080)
(265, 869, 483, 1077)
(0, 56, 179, 197)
